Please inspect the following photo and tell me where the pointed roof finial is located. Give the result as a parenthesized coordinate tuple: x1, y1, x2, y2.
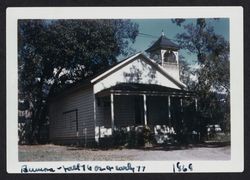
(161, 30, 165, 36)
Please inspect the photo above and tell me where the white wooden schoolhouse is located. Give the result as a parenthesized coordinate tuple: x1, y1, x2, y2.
(48, 33, 197, 145)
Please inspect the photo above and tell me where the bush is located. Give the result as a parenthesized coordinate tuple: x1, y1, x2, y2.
(113, 128, 128, 147)
(98, 126, 155, 148)
(98, 136, 114, 149)
(127, 128, 137, 148)
(18, 120, 33, 144)
(127, 126, 154, 148)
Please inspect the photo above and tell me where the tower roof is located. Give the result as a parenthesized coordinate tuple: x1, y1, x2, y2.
(145, 35, 179, 52)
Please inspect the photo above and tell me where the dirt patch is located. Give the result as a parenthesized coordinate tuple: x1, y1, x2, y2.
(18, 144, 230, 161)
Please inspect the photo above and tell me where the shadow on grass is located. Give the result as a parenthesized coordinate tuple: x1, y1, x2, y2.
(65, 141, 230, 151)
(142, 141, 230, 151)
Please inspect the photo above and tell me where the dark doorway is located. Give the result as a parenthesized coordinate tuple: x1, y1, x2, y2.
(135, 96, 144, 125)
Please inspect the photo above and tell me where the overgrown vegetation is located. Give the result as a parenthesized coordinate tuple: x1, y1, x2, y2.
(18, 18, 230, 146)
(18, 20, 139, 144)
(173, 18, 230, 142)
(98, 126, 155, 149)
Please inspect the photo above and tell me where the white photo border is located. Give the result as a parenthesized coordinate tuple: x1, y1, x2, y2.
(6, 6, 244, 173)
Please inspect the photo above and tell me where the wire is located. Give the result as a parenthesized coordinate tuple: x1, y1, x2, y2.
(138, 32, 178, 42)
(137, 35, 157, 39)
(138, 32, 158, 38)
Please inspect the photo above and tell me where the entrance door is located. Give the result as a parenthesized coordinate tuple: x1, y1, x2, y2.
(134, 96, 144, 125)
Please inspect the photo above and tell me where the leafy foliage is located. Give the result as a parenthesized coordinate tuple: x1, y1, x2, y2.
(173, 18, 230, 139)
(171, 18, 186, 26)
(18, 19, 139, 144)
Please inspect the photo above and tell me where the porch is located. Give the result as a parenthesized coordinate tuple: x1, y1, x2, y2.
(94, 83, 198, 144)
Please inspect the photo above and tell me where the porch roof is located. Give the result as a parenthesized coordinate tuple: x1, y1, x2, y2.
(96, 83, 195, 97)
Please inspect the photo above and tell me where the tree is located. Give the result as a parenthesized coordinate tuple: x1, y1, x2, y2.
(18, 19, 139, 144)
(172, 18, 230, 139)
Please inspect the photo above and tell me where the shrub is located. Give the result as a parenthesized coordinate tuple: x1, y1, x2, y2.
(98, 136, 114, 149)
(142, 125, 154, 145)
(129, 126, 154, 147)
(113, 128, 128, 147)
(99, 126, 155, 149)
(127, 128, 137, 148)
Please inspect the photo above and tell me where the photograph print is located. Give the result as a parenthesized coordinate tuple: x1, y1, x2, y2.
(18, 18, 230, 161)
(6, 7, 243, 173)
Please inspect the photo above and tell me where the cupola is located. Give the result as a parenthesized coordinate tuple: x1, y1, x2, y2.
(146, 32, 180, 80)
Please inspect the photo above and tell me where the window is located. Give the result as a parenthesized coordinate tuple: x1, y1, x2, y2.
(63, 109, 78, 131)
(164, 51, 176, 63)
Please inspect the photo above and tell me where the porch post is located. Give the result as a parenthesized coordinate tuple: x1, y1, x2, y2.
(194, 97, 200, 141)
(93, 95, 99, 143)
(110, 93, 115, 134)
(143, 94, 148, 126)
(180, 98, 183, 112)
(168, 96, 171, 125)
(195, 98, 198, 111)
(180, 98, 184, 124)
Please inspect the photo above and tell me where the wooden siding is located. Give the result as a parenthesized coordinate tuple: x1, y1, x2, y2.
(95, 98, 111, 128)
(93, 56, 182, 94)
(49, 87, 95, 143)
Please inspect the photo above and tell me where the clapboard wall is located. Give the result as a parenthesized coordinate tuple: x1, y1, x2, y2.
(95, 97, 111, 128)
(49, 87, 95, 144)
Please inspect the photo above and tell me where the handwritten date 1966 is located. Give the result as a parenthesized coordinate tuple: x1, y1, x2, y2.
(173, 162, 193, 173)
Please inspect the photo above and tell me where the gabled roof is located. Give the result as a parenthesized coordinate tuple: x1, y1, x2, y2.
(145, 35, 179, 52)
(91, 52, 186, 89)
(48, 53, 143, 100)
(91, 52, 142, 83)
(49, 52, 186, 100)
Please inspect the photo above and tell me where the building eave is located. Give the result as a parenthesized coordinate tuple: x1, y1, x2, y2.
(140, 53, 186, 89)
(91, 52, 186, 90)
(90, 52, 142, 84)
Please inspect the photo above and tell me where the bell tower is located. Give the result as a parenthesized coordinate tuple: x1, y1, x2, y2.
(146, 32, 180, 81)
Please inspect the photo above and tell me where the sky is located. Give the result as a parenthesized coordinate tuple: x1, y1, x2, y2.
(127, 18, 229, 65)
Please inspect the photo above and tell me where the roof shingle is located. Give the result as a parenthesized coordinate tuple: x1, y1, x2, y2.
(146, 35, 179, 52)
